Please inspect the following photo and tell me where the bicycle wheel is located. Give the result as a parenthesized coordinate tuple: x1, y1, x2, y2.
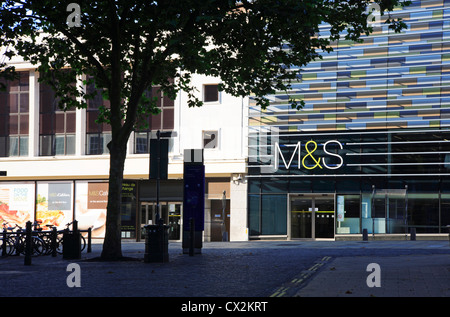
(40, 235, 53, 255)
(15, 236, 26, 255)
(31, 237, 45, 256)
(56, 236, 64, 254)
(80, 235, 86, 252)
(0, 239, 13, 256)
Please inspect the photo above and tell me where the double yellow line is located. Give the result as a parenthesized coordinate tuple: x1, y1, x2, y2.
(270, 256, 332, 297)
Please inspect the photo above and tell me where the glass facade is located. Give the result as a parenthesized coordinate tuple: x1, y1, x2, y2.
(0, 71, 29, 157)
(86, 79, 112, 155)
(248, 0, 450, 238)
(39, 81, 76, 156)
(134, 86, 175, 154)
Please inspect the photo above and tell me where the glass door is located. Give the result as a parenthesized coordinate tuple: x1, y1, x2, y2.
(140, 203, 152, 240)
(290, 194, 335, 239)
(168, 202, 182, 240)
(140, 202, 182, 241)
(314, 196, 335, 238)
(290, 197, 313, 238)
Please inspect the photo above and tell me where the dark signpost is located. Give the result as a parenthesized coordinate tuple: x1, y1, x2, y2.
(183, 149, 205, 254)
(149, 130, 170, 220)
(145, 130, 173, 263)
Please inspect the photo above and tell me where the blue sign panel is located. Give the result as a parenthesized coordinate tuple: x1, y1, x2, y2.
(183, 164, 205, 231)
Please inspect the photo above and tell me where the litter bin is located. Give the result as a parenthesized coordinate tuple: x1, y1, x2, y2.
(144, 220, 169, 263)
(62, 231, 81, 260)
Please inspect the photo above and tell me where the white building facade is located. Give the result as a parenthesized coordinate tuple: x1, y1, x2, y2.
(0, 55, 249, 242)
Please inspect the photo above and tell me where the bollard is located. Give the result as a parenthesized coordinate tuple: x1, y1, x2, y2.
(362, 228, 368, 241)
(73, 220, 78, 237)
(410, 227, 416, 241)
(24, 221, 32, 265)
(2, 228, 7, 257)
(87, 227, 92, 253)
(446, 225, 450, 247)
(51, 227, 57, 257)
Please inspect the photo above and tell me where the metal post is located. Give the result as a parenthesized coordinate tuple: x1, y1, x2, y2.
(51, 227, 57, 257)
(371, 185, 375, 237)
(405, 185, 408, 237)
(410, 227, 416, 241)
(24, 221, 32, 265)
(73, 220, 78, 237)
(87, 227, 92, 253)
(156, 130, 160, 222)
(2, 228, 7, 257)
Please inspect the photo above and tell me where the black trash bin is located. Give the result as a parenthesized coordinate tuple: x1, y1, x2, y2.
(144, 220, 169, 263)
(62, 231, 81, 260)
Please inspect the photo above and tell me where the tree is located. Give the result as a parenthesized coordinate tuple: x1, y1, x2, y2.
(0, 0, 409, 260)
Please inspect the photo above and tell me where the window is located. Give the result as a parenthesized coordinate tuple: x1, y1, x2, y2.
(0, 71, 29, 157)
(39, 81, 76, 156)
(134, 85, 174, 154)
(203, 130, 218, 149)
(86, 79, 111, 155)
(203, 84, 219, 103)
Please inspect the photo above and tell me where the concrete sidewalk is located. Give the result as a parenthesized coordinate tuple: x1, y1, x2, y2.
(294, 253, 450, 297)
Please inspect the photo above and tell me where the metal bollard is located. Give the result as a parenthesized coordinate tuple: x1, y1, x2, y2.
(362, 228, 368, 241)
(24, 221, 32, 265)
(87, 227, 92, 253)
(51, 227, 57, 257)
(410, 227, 416, 241)
(2, 228, 7, 257)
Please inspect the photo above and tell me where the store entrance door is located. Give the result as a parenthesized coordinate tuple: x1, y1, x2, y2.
(140, 202, 182, 241)
(290, 194, 335, 239)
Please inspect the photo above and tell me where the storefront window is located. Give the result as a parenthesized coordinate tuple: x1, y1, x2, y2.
(261, 194, 287, 235)
(387, 193, 407, 234)
(248, 194, 260, 236)
(36, 182, 73, 229)
(336, 195, 360, 234)
(407, 194, 439, 233)
(440, 194, 450, 233)
(0, 183, 34, 228)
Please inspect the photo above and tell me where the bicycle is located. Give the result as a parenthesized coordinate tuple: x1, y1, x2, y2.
(3, 223, 45, 256)
(0, 223, 13, 256)
(32, 221, 54, 256)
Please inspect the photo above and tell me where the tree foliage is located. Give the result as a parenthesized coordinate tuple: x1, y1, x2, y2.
(0, 0, 409, 259)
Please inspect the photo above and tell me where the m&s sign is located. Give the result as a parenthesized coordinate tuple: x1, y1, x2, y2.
(274, 140, 344, 171)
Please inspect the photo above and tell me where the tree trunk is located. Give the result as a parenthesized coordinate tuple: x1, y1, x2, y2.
(100, 139, 128, 260)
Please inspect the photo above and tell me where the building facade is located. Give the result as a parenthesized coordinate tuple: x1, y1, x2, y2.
(0, 58, 248, 241)
(2, 0, 450, 243)
(247, 0, 450, 240)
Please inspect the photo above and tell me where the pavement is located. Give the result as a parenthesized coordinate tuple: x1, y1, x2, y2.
(0, 239, 448, 301)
